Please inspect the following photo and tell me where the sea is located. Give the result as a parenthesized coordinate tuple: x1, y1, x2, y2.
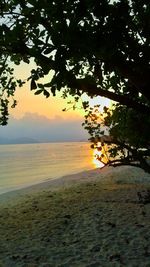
(0, 142, 102, 195)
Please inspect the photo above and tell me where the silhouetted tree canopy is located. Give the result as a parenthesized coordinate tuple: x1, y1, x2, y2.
(0, 0, 150, 171)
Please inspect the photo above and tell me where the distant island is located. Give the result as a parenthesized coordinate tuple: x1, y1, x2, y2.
(0, 137, 88, 145)
(0, 137, 40, 145)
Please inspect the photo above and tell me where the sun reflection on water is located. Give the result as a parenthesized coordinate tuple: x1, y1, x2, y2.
(93, 152, 104, 168)
(92, 142, 104, 168)
(92, 141, 110, 169)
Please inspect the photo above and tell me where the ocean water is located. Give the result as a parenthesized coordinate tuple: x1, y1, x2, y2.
(0, 142, 100, 195)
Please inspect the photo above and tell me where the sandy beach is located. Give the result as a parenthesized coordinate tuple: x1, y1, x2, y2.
(1, 166, 150, 267)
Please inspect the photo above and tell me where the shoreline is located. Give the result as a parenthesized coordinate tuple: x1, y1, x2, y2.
(1, 165, 150, 205)
(0, 168, 101, 204)
(1, 165, 150, 266)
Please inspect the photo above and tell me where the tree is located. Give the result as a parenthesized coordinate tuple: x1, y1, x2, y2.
(83, 103, 150, 172)
(0, 0, 150, 170)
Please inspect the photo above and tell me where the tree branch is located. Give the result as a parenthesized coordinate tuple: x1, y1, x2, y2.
(109, 54, 150, 102)
(71, 78, 150, 114)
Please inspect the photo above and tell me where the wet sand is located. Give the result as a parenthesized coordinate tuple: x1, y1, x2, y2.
(0, 166, 150, 266)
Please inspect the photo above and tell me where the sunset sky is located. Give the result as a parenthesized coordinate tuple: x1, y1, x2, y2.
(12, 61, 111, 120)
(0, 62, 111, 143)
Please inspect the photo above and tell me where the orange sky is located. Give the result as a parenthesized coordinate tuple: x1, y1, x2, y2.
(11, 62, 111, 120)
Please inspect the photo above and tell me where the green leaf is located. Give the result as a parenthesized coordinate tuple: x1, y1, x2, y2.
(34, 89, 43, 95)
(43, 90, 50, 98)
(31, 79, 37, 90)
(103, 106, 108, 113)
(37, 83, 44, 89)
(51, 86, 56, 96)
(97, 147, 102, 151)
(82, 101, 89, 110)
(44, 47, 53, 55)
(44, 82, 51, 87)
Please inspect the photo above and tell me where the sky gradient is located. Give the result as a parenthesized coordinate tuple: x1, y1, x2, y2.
(1, 62, 111, 143)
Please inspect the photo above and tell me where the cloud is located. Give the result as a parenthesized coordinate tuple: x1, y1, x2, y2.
(0, 113, 89, 143)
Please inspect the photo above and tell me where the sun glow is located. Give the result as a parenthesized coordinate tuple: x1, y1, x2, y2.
(92, 142, 104, 168)
(92, 142, 110, 168)
(93, 150, 104, 168)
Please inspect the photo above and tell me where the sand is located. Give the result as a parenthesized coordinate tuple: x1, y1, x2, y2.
(0, 166, 150, 267)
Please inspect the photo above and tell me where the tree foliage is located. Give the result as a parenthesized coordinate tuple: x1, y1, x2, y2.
(83, 103, 150, 172)
(0, 0, 150, 170)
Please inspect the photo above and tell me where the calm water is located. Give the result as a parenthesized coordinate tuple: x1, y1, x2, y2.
(0, 142, 99, 195)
